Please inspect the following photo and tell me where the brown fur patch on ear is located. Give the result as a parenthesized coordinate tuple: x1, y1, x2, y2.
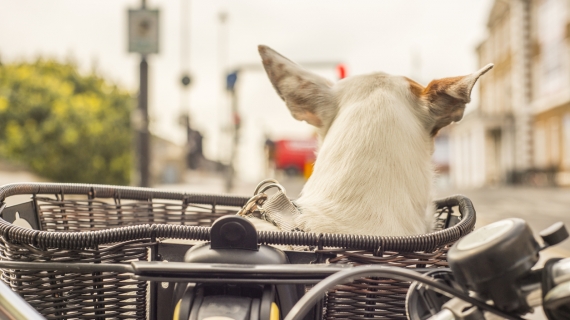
(422, 65, 493, 136)
(406, 77, 463, 136)
(424, 76, 468, 102)
(404, 77, 424, 98)
(424, 89, 465, 137)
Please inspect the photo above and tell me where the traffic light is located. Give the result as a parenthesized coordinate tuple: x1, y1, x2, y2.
(181, 74, 191, 87)
(336, 63, 347, 79)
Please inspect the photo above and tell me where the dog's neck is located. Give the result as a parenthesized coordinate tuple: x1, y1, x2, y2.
(295, 87, 434, 236)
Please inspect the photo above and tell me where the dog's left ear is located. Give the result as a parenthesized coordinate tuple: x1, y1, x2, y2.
(258, 45, 336, 128)
(424, 64, 493, 135)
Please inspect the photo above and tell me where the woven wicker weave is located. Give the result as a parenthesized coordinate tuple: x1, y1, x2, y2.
(0, 183, 475, 319)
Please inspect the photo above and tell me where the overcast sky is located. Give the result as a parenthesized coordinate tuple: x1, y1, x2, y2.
(0, 0, 494, 182)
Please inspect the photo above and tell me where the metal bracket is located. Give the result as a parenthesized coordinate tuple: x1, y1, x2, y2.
(0, 200, 41, 230)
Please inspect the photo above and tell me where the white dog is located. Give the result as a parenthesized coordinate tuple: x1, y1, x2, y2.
(255, 45, 492, 236)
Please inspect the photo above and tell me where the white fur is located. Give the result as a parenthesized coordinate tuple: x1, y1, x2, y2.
(295, 75, 433, 235)
(257, 45, 492, 236)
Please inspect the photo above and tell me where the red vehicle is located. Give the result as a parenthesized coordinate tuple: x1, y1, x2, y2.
(270, 139, 317, 176)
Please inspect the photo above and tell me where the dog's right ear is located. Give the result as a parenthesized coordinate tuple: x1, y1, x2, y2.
(422, 64, 493, 135)
(258, 45, 336, 128)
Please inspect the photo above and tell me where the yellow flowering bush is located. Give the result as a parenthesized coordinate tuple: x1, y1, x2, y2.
(0, 59, 133, 184)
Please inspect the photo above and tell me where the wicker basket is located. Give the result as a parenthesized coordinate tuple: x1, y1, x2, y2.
(0, 183, 475, 320)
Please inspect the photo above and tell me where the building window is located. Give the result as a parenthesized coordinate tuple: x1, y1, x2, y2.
(538, 0, 567, 95)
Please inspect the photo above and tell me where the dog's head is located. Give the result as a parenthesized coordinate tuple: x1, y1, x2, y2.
(258, 45, 492, 146)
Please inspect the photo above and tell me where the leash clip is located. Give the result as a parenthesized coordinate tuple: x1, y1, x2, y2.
(236, 193, 268, 217)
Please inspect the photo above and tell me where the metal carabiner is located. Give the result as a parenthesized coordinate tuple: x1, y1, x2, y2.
(236, 193, 268, 216)
(254, 179, 286, 196)
(253, 179, 286, 195)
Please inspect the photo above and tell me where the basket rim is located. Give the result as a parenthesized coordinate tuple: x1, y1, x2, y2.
(0, 182, 475, 251)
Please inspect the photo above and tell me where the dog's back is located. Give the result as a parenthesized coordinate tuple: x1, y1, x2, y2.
(295, 73, 433, 235)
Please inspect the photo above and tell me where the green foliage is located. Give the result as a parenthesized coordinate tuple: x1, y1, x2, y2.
(0, 59, 133, 185)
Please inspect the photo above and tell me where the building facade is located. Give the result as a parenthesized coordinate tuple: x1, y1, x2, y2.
(451, 0, 570, 187)
(451, 0, 532, 188)
(530, 0, 570, 186)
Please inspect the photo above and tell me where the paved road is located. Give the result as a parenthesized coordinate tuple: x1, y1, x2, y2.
(436, 187, 570, 257)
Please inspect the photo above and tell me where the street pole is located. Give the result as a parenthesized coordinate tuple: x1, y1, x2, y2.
(180, 0, 192, 170)
(136, 0, 150, 188)
(218, 12, 236, 192)
(226, 86, 239, 192)
(138, 56, 150, 187)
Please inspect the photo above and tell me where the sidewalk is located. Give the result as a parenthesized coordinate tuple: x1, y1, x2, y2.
(0, 169, 44, 186)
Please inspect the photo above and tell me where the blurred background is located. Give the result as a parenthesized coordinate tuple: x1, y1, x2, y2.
(0, 0, 569, 255)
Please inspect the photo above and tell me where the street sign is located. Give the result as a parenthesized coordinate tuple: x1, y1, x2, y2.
(128, 9, 160, 54)
(226, 71, 238, 91)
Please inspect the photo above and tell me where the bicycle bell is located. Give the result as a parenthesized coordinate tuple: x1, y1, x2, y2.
(448, 218, 568, 314)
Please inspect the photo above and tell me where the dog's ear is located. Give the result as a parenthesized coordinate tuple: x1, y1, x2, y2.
(423, 64, 493, 135)
(258, 45, 336, 128)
